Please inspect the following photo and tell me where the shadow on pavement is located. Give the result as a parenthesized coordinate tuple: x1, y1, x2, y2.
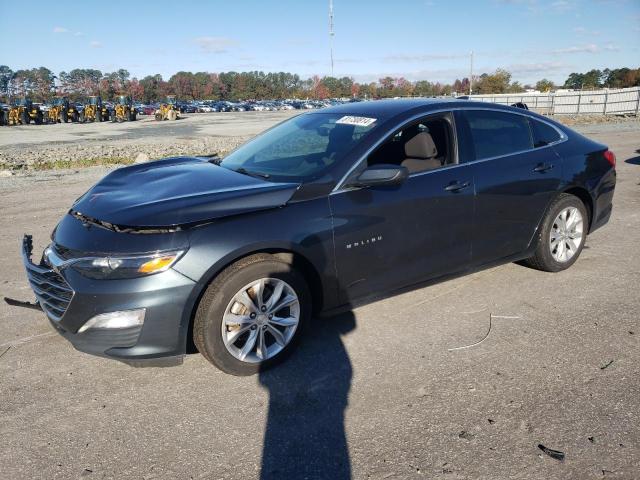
(624, 153, 640, 165)
(258, 309, 355, 480)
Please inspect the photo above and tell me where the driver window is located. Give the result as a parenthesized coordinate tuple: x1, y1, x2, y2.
(367, 114, 455, 174)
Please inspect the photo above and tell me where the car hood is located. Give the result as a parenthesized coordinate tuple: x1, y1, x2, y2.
(71, 157, 299, 228)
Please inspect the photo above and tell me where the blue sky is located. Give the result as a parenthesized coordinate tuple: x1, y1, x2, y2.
(0, 0, 638, 85)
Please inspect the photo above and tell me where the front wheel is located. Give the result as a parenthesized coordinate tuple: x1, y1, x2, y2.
(523, 194, 588, 272)
(193, 254, 310, 375)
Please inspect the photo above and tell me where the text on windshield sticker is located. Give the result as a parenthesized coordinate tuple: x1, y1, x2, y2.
(336, 116, 377, 127)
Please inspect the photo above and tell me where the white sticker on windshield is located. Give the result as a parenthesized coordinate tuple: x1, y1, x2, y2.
(336, 115, 377, 127)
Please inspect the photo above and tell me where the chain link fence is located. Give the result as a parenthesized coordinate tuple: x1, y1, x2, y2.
(470, 87, 640, 115)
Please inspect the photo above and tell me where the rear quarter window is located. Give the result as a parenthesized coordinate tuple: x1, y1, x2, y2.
(530, 119, 562, 147)
(464, 110, 533, 160)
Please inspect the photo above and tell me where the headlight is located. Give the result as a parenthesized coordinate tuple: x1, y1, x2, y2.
(71, 251, 184, 279)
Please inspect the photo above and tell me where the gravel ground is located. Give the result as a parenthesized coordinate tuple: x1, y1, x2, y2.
(0, 111, 298, 169)
(0, 120, 638, 480)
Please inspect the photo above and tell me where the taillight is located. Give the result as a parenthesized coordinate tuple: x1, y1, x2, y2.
(604, 150, 616, 168)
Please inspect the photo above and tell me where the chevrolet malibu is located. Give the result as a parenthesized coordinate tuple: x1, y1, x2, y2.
(19, 99, 616, 375)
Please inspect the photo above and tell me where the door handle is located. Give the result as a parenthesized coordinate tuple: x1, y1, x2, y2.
(533, 162, 554, 173)
(444, 181, 470, 192)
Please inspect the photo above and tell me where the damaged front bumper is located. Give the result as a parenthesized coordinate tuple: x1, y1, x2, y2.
(19, 234, 196, 367)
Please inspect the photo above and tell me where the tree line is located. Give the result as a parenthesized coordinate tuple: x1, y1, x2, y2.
(0, 65, 638, 103)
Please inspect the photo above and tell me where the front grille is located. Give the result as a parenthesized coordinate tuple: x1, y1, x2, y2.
(24, 261, 73, 321)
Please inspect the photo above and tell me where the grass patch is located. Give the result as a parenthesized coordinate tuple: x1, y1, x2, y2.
(1, 157, 135, 171)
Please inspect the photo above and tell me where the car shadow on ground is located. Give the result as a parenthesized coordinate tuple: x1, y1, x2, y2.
(624, 150, 640, 165)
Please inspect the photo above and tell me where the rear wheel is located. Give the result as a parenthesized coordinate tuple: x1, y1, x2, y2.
(523, 194, 588, 272)
(21, 111, 29, 125)
(193, 254, 310, 375)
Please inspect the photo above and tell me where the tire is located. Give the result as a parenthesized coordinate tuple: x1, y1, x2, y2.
(62, 111, 68, 123)
(35, 112, 43, 125)
(523, 193, 588, 272)
(193, 254, 311, 375)
(21, 112, 29, 125)
(96, 111, 102, 122)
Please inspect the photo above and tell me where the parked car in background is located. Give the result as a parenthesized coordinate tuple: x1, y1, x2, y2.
(197, 104, 215, 113)
(179, 103, 197, 114)
(216, 101, 234, 112)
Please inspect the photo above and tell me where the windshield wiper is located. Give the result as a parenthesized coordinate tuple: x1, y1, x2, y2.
(233, 167, 271, 180)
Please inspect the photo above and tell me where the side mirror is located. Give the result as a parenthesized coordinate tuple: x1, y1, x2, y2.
(350, 164, 408, 188)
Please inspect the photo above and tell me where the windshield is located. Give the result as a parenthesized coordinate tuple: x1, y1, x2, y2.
(219, 113, 377, 181)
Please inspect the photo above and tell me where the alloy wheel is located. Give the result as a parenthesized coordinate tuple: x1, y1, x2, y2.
(221, 278, 300, 363)
(550, 206, 584, 263)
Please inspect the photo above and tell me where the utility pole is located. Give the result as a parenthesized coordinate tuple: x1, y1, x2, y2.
(469, 51, 474, 96)
(329, 0, 335, 77)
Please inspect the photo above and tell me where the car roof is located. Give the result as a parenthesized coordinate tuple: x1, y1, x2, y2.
(316, 98, 523, 121)
(317, 98, 461, 119)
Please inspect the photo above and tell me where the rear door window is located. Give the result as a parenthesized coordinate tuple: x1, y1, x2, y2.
(530, 119, 562, 147)
(464, 110, 533, 160)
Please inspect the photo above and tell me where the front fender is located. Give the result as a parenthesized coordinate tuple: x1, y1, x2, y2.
(172, 198, 337, 349)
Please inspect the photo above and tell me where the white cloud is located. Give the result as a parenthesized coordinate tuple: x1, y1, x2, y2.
(383, 52, 470, 63)
(573, 26, 600, 35)
(193, 36, 237, 54)
(506, 61, 571, 74)
(89, 41, 103, 48)
(550, 0, 574, 12)
(551, 43, 619, 54)
(53, 26, 68, 33)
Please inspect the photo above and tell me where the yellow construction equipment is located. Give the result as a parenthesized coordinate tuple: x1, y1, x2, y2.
(46, 97, 79, 123)
(6, 98, 43, 125)
(154, 95, 180, 121)
(80, 96, 108, 122)
(111, 95, 136, 122)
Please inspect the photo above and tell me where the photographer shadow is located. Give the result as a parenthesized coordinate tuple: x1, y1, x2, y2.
(258, 306, 355, 480)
